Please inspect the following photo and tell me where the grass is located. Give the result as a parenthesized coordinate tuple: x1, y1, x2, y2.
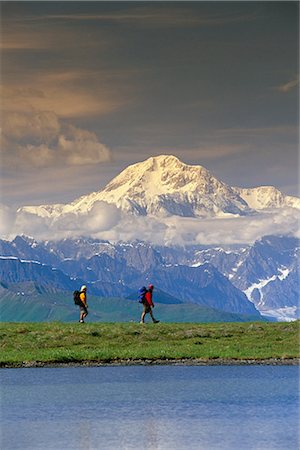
(0, 321, 299, 367)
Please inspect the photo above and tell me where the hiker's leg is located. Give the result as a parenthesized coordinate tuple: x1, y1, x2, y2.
(149, 309, 156, 322)
(80, 306, 88, 320)
(80, 307, 87, 322)
(150, 308, 159, 323)
(140, 311, 146, 323)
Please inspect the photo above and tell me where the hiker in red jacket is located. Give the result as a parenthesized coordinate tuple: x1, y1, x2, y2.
(140, 284, 160, 324)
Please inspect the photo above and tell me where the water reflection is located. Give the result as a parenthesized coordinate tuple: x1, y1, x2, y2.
(1, 365, 299, 450)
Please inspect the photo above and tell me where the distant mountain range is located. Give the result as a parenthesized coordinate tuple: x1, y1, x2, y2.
(0, 234, 298, 321)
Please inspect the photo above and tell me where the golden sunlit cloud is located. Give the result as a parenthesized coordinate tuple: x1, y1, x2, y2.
(216, 125, 298, 138)
(276, 76, 300, 93)
(2, 79, 123, 119)
(0, 20, 111, 51)
(1, 111, 112, 168)
(1, 67, 125, 169)
(2, 111, 61, 142)
(22, 7, 257, 28)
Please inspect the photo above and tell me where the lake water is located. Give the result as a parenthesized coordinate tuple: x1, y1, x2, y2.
(0, 365, 299, 450)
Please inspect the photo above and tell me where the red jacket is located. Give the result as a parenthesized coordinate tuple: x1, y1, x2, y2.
(145, 290, 154, 307)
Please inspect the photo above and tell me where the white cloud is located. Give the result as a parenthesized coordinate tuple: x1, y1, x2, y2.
(101, 208, 299, 246)
(86, 202, 122, 232)
(0, 204, 17, 239)
(5, 201, 299, 246)
(100, 214, 168, 244)
(58, 126, 111, 165)
(191, 209, 300, 245)
(11, 201, 121, 241)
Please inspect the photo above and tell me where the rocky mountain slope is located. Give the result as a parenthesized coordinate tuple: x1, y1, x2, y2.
(180, 235, 299, 321)
(1, 234, 298, 320)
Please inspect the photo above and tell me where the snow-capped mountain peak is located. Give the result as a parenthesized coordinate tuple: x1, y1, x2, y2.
(105, 155, 221, 194)
(64, 155, 250, 217)
(18, 154, 299, 220)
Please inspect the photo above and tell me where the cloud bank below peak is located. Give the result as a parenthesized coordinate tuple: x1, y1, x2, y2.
(1, 201, 299, 246)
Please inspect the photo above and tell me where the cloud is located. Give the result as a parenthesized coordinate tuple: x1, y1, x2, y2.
(185, 145, 244, 161)
(0, 204, 17, 238)
(5, 200, 299, 246)
(189, 209, 300, 245)
(276, 76, 300, 93)
(2, 78, 122, 119)
(22, 6, 257, 28)
(0, 27, 51, 50)
(57, 126, 111, 165)
(105, 208, 300, 246)
(2, 111, 61, 143)
(99, 214, 169, 244)
(114, 208, 299, 246)
(1, 68, 124, 170)
(216, 125, 298, 138)
(1, 16, 112, 52)
(10, 201, 121, 241)
(2, 114, 112, 168)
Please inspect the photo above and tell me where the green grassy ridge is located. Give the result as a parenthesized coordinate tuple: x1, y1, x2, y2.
(0, 291, 264, 323)
(1, 321, 298, 366)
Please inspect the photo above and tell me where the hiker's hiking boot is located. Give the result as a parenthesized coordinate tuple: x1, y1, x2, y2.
(153, 319, 160, 324)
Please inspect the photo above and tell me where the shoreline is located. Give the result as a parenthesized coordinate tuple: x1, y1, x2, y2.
(1, 357, 299, 369)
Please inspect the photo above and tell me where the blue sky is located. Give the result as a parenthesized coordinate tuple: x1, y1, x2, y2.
(1, 1, 299, 207)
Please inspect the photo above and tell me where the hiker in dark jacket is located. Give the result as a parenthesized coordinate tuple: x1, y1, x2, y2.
(140, 284, 159, 324)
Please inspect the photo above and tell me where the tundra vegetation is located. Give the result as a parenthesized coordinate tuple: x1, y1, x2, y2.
(0, 321, 299, 367)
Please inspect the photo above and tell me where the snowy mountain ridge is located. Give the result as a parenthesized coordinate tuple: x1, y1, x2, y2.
(18, 155, 300, 219)
(233, 186, 300, 210)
